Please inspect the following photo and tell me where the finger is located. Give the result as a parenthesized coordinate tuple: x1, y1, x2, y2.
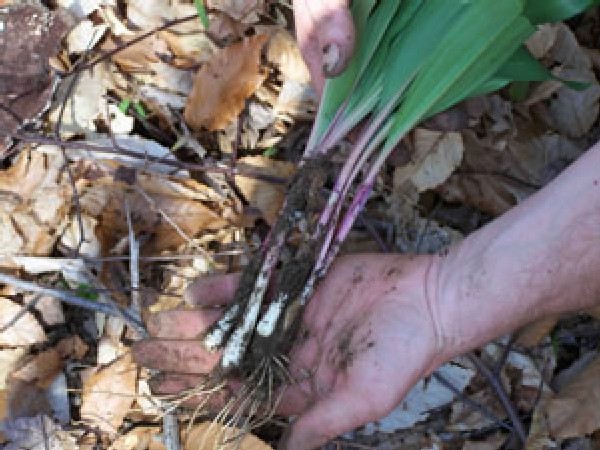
(292, 0, 355, 91)
(132, 340, 221, 373)
(279, 390, 379, 450)
(146, 308, 224, 339)
(183, 273, 240, 307)
(315, 1, 355, 78)
(293, 13, 325, 95)
(149, 372, 204, 395)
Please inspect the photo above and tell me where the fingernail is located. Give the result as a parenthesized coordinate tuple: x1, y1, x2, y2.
(322, 43, 344, 78)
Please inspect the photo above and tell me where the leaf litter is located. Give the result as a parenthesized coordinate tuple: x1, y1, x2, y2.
(0, 1, 599, 449)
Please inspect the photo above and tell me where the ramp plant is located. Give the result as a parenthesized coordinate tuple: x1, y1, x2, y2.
(181, 0, 600, 441)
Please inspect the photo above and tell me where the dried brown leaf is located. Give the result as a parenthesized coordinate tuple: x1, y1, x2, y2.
(109, 427, 166, 450)
(81, 353, 137, 434)
(184, 34, 269, 131)
(235, 156, 295, 225)
(267, 30, 311, 84)
(0, 298, 46, 346)
(0, 349, 25, 390)
(208, 0, 265, 23)
(439, 129, 584, 216)
(546, 356, 600, 439)
(462, 433, 506, 450)
(0, 150, 71, 255)
(184, 422, 272, 450)
(394, 129, 464, 193)
(12, 348, 62, 389)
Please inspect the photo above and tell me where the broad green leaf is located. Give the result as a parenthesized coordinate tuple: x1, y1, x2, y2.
(384, 0, 533, 152)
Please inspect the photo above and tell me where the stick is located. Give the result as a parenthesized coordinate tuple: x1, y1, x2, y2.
(0, 272, 147, 337)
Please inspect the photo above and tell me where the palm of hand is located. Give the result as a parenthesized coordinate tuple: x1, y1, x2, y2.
(133, 254, 442, 450)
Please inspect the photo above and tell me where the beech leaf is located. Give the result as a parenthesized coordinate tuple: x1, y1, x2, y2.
(184, 34, 268, 131)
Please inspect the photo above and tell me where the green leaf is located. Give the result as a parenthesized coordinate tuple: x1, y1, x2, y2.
(133, 101, 147, 119)
(524, 0, 600, 25)
(384, 0, 534, 152)
(118, 99, 131, 115)
(194, 0, 210, 29)
(263, 146, 278, 158)
(76, 283, 99, 301)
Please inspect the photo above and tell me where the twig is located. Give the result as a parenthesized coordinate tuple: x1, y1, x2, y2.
(432, 371, 513, 433)
(80, 14, 210, 71)
(163, 413, 182, 450)
(125, 200, 142, 322)
(54, 55, 93, 256)
(133, 184, 216, 268)
(0, 272, 147, 337)
(3, 131, 287, 184)
(467, 353, 527, 444)
(0, 294, 43, 333)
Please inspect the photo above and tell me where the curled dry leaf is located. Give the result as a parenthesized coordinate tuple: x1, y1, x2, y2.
(439, 128, 584, 216)
(0, 298, 46, 346)
(267, 30, 311, 84)
(184, 421, 272, 450)
(184, 34, 269, 131)
(208, 0, 265, 23)
(80, 353, 137, 434)
(0, 150, 72, 256)
(235, 156, 295, 225)
(394, 129, 464, 193)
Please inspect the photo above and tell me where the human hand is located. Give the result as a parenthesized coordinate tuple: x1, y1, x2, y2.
(133, 254, 450, 450)
(291, 0, 355, 95)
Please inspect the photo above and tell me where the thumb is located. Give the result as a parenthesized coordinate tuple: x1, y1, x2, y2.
(279, 390, 376, 450)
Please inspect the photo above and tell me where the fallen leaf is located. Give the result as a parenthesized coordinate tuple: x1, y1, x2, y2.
(526, 24, 559, 59)
(184, 422, 272, 450)
(394, 129, 464, 193)
(0, 349, 25, 393)
(109, 426, 165, 450)
(184, 34, 269, 131)
(439, 129, 584, 216)
(267, 30, 311, 84)
(30, 295, 65, 326)
(516, 316, 560, 347)
(545, 356, 600, 439)
(208, 0, 265, 23)
(56, 0, 108, 19)
(80, 353, 137, 434)
(0, 150, 72, 255)
(48, 64, 110, 136)
(1, 415, 77, 450)
(12, 348, 62, 388)
(234, 156, 295, 225)
(0, 298, 46, 346)
(66, 19, 108, 54)
(56, 335, 89, 360)
(462, 433, 506, 450)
